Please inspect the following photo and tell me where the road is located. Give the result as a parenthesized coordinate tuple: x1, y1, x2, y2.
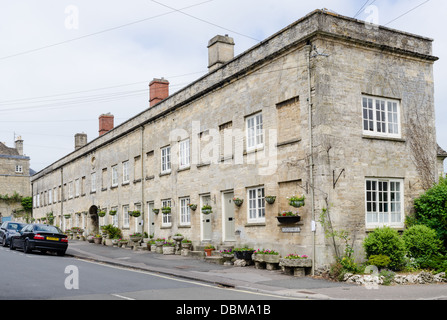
(0, 246, 295, 302)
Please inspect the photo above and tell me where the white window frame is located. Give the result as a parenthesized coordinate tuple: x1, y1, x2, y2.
(247, 186, 265, 223)
(122, 161, 129, 183)
(48, 189, 52, 204)
(123, 205, 130, 228)
(75, 179, 80, 197)
(91, 172, 96, 192)
(362, 95, 401, 138)
(179, 139, 191, 169)
(15, 165, 23, 173)
(161, 146, 171, 173)
(161, 199, 172, 227)
(111, 206, 118, 227)
(365, 178, 404, 229)
(179, 197, 191, 226)
(111, 165, 118, 187)
(68, 181, 73, 199)
(246, 112, 264, 151)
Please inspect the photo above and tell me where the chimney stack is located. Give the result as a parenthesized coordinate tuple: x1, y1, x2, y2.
(75, 133, 87, 150)
(208, 34, 235, 72)
(99, 113, 114, 136)
(149, 78, 169, 107)
(15, 136, 23, 155)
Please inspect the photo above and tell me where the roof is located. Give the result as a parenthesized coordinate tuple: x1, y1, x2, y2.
(437, 144, 447, 158)
(0, 142, 19, 157)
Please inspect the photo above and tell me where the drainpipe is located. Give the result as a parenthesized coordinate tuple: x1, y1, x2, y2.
(141, 125, 145, 235)
(305, 44, 316, 276)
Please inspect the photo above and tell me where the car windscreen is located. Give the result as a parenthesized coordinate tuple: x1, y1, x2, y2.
(7, 223, 26, 231)
(34, 225, 62, 233)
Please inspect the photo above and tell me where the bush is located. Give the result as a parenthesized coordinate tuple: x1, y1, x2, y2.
(413, 176, 447, 249)
(402, 225, 443, 264)
(363, 227, 406, 271)
(368, 255, 391, 269)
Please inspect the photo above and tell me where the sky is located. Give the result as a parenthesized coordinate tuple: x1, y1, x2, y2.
(0, 0, 445, 173)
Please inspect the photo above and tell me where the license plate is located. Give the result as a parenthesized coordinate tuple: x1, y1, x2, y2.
(47, 237, 59, 241)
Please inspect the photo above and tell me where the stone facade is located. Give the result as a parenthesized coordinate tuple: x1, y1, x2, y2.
(0, 137, 31, 221)
(30, 10, 442, 269)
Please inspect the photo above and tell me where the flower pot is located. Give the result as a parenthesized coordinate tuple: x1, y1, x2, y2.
(221, 254, 234, 266)
(234, 250, 254, 260)
(277, 215, 301, 224)
(279, 258, 312, 268)
(233, 199, 243, 207)
(265, 196, 276, 204)
(202, 209, 212, 215)
(204, 248, 215, 256)
(93, 237, 102, 244)
(163, 246, 175, 255)
(263, 254, 280, 264)
(173, 235, 184, 242)
(289, 200, 305, 208)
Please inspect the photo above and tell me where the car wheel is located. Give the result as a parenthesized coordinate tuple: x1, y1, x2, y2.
(23, 240, 31, 254)
(2, 237, 6, 247)
(9, 239, 15, 250)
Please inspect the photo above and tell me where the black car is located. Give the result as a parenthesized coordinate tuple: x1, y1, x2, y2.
(10, 224, 68, 256)
(0, 221, 27, 247)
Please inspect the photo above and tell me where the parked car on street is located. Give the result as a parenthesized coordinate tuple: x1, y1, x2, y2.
(10, 224, 68, 256)
(0, 221, 27, 247)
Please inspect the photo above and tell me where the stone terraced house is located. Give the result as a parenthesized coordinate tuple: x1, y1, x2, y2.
(30, 9, 445, 270)
(0, 137, 31, 221)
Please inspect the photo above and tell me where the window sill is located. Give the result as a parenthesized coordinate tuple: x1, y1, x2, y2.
(160, 225, 172, 229)
(244, 222, 266, 227)
(178, 166, 191, 172)
(362, 135, 405, 143)
(159, 171, 171, 177)
(243, 146, 264, 156)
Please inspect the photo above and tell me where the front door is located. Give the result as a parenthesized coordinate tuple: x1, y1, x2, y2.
(200, 195, 212, 241)
(223, 192, 235, 242)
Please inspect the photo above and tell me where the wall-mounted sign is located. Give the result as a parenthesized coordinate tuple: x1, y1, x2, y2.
(282, 227, 301, 233)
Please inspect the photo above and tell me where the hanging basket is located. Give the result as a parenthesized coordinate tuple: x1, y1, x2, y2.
(265, 196, 276, 204)
(233, 198, 244, 207)
(201, 206, 212, 215)
(109, 210, 117, 216)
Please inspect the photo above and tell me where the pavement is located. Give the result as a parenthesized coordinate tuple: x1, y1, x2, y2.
(65, 239, 447, 300)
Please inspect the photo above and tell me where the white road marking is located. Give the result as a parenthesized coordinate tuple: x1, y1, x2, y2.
(111, 293, 136, 300)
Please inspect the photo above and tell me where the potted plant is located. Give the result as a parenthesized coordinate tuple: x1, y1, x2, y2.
(201, 205, 212, 215)
(204, 244, 215, 256)
(233, 247, 254, 260)
(129, 232, 143, 242)
(265, 196, 276, 204)
(188, 204, 197, 211)
(233, 197, 244, 207)
(277, 211, 301, 224)
(288, 195, 305, 208)
(131, 210, 141, 217)
(161, 206, 171, 214)
(93, 234, 102, 244)
(109, 210, 117, 216)
(64, 214, 71, 219)
(181, 239, 192, 250)
(220, 249, 234, 266)
(152, 208, 160, 214)
(87, 234, 95, 243)
(162, 241, 175, 255)
(98, 210, 106, 217)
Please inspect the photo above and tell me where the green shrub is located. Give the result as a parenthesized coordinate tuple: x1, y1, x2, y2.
(413, 176, 447, 249)
(403, 225, 443, 263)
(363, 227, 406, 271)
(101, 224, 122, 239)
(368, 254, 391, 269)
